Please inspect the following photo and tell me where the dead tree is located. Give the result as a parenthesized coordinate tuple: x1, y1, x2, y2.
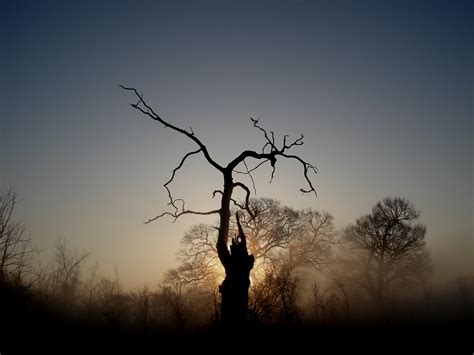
(121, 85, 317, 324)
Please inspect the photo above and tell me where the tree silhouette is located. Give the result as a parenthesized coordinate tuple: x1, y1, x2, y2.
(341, 197, 431, 308)
(121, 85, 317, 324)
(166, 198, 334, 284)
(52, 237, 90, 309)
(163, 198, 336, 324)
(236, 199, 335, 271)
(0, 187, 37, 286)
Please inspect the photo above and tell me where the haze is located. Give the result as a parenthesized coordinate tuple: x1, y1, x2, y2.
(1, 0, 472, 289)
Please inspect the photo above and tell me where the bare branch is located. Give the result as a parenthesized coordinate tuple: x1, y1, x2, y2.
(146, 209, 220, 224)
(0, 188, 39, 285)
(233, 159, 269, 175)
(243, 160, 257, 195)
(228, 118, 317, 196)
(284, 134, 304, 150)
(144, 148, 220, 223)
(120, 85, 223, 172)
(250, 117, 277, 152)
(212, 190, 246, 211)
(281, 153, 318, 195)
(122, 87, 318, 283)
(212, 190, 223, 198)
(162, 149, 202, 214)
(233, 182, 256, 220)
(269, 164, 276, 184)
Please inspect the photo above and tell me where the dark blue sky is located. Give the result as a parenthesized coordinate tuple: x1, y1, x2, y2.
(1, 0, 472, 286)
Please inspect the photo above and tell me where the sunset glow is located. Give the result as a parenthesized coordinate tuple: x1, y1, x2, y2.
(1, 1, 472, 352)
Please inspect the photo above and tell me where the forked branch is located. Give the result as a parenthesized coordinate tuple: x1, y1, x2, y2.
(144, 147, 220, 223)
(229, 117, 317, 196)
(120, 85, 223, 172)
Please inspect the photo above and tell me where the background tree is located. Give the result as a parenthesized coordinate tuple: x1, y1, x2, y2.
(341, 197, 432, 308)
(0, 187, 37, 286)
(163, 223, 223, 324)
(165, 198, 334, 284)
(248, 260, 303, 324)
(121, 85, 317, 324)
(95, 268, 129, 326)
(235, 198, 300, 261)
(164, 198, 335, 323)
(51, 237, 90, 309)
(275, 207, 335, 271)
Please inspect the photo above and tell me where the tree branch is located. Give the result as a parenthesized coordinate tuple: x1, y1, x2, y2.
(233, 182, 256, 220)
(120, 85, 223, 172)
(227, 118, 317, 196)
(280, 152, 318, 195)
(145, 148, 220, 224)
(146, 209, 220, 224)
(233, 159, 269, 176)
(212, 190, 246, 211)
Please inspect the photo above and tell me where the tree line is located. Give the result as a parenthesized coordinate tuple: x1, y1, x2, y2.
(1, 187, 444, 331)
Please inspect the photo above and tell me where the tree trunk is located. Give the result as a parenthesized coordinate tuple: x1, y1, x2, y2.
(216, 173, 254, 324)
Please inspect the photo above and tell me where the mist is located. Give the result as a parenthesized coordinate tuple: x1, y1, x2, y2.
(1, 0, 472, 353)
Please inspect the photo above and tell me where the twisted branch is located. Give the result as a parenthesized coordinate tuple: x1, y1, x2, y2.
(233, 182, 256, 220)
(145, 148, 220, 223)
(120, 85, 223, 172)
(228, 117, 317, 196)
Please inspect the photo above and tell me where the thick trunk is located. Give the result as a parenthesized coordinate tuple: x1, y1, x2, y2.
(216, 173, 254, 324)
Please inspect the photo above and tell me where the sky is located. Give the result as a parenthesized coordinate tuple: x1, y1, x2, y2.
(1, 0, 472, 288)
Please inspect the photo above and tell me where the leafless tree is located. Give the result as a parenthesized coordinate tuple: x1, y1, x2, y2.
(235, 198, 301, 264)
(176, 198, 335, 271)
(163, 198, 334, 322)
(163, 198, 335, 324)
(52, 237, 90, 308)
(234, 200, 335, 270)
(285, 208, 335, 271)
(341, 197, 432, 308)
(155, 285, 190, 331)
(0, 188, 38, 286)
(165, 199, 299, 290)
(121, 85, 317, 324)
(165, 224, 223, 286)
(130, 285, 152, 329)
(95, 268, 130, 325)
(251, 262, 302, 324)
(83, 260, 99, 308)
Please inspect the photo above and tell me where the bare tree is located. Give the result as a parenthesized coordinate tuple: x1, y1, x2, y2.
(84, 260, 99, 308)
(52, 237, 90, 308)
(121, 85, 317, 324)
(342, 197, 432, 308)
(130, 285, 152, 329)
(166, 224, 222, 286)
(155, 285, 189, 331)
(285, 208, 335, 271)
(164, 198, 335, 324)
(0, 188, 37, 286)
(96, 268, 129, 326)
(249, 262, 302, 324)
(169, 198, 335, 282)
(165, 199, 300, 289)
(236, 198, 301, 264)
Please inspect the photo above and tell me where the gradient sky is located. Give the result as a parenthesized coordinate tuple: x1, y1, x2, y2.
(1, 0, 472, 288)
